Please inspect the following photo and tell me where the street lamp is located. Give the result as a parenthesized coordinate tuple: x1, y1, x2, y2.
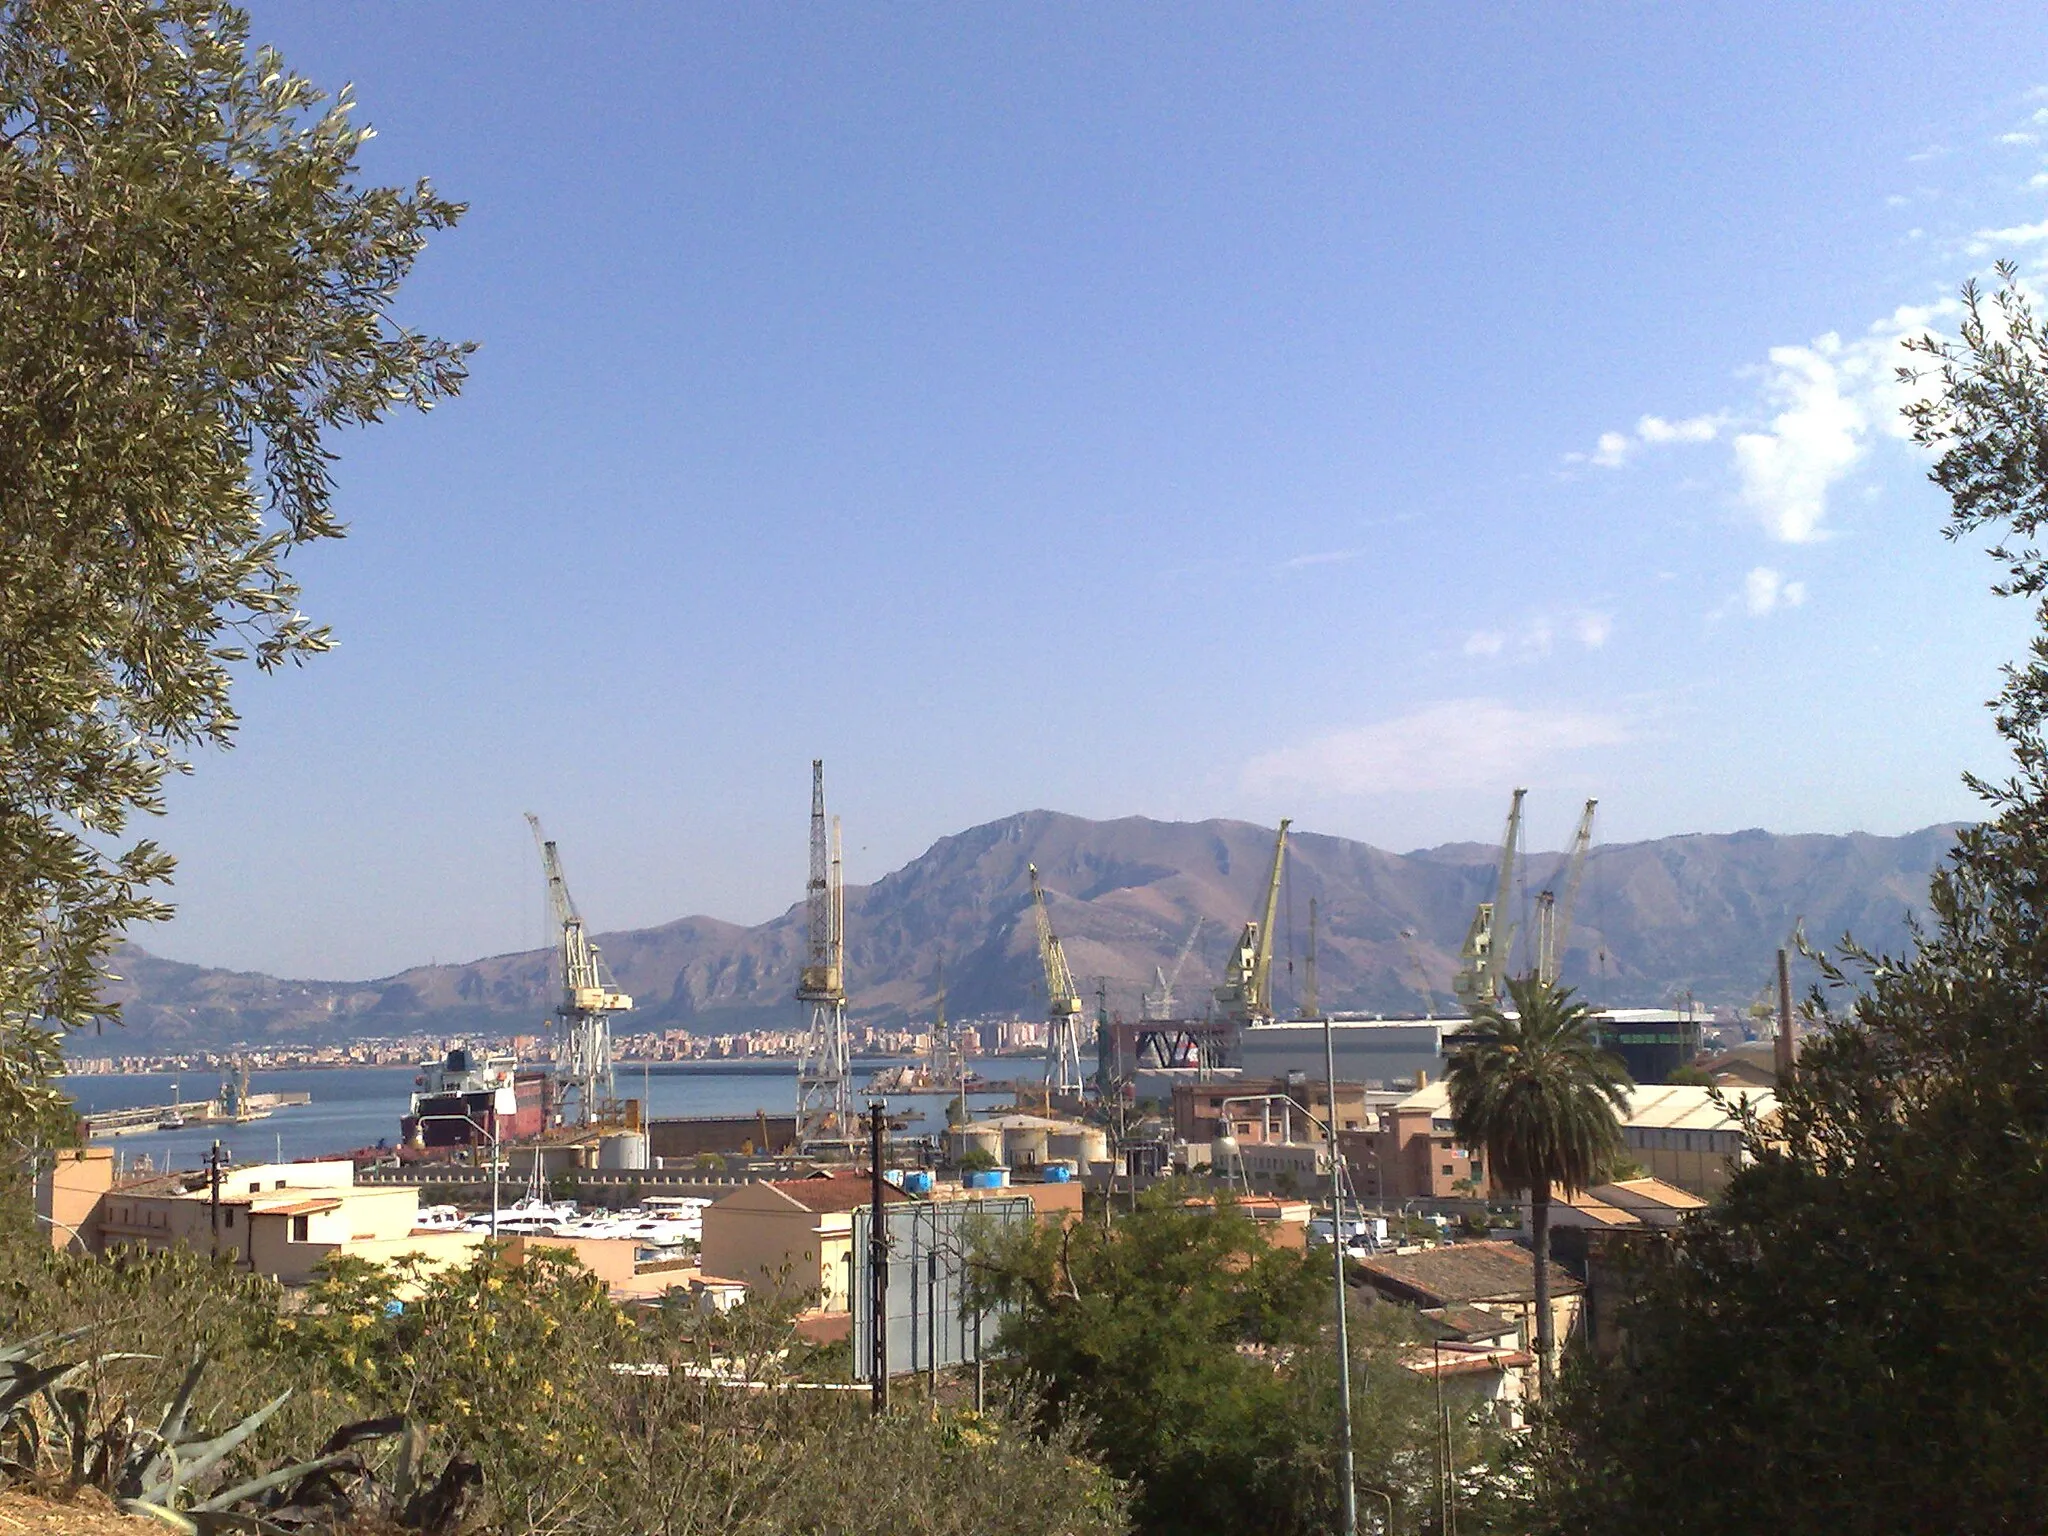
(1210, 1081, 1360, 1535)
(416, 1112, 501, 1238)
(1359, 1484, 1396, 1534)
(31, 1211, 88, 1255)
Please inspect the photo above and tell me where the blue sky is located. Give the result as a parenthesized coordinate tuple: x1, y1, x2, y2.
(151, 4, 2048, 979)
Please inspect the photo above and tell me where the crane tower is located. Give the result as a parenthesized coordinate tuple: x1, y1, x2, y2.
(796, 761, 852, 1151)
(1027, 864, 1088, 1098)
(526, 814, 632, 1127)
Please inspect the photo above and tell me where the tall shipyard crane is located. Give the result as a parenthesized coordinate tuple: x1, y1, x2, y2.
(1453, 789, 1525, 1010)
(526, 814, 632, 1127)
(1536, 799, 1598, 986)
(1213, 819, 1291, 1027)
(795, 761, 852, 1151)
(1027, 864, 1087, 1098)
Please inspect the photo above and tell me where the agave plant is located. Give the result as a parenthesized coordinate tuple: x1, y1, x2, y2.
(0, 1337, 479, 1534)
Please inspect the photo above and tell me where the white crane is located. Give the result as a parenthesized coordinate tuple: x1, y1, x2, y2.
(1536, 799, 1599, 986)
(795, 762, 852, 1151)
(1454, 789, 1525, 1010)
(1143, 917, 1205, 1021)
(526, 813, 632, 1127)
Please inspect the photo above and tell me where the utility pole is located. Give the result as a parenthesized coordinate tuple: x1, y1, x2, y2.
(206, 1140, 224, 1259)
(868, 1100, 889, 1415)
(1776, 946, 1795, 1082)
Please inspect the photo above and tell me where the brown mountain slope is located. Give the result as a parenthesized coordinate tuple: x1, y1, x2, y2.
(85, 812, 1958, 1051)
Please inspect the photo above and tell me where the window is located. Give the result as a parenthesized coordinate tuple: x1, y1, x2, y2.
(1441, 1164, 1455, 1177)
(223, 1208, 235, 1228)
(290, 1215, 309, 1242)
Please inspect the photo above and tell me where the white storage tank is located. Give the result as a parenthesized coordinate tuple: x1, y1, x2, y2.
(948, 1123, 1004, 1166)
(1047, 1127, 1110, 1168)
(1002, 1122, 1051, 1168)
(597, 1131, 649, 1170)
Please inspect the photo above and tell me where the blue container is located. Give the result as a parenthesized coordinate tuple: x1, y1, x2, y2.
(1043, 1165, 1072, 1184)
(903, 1170, 934, 1195)
(988, 1168, 1010, 1187)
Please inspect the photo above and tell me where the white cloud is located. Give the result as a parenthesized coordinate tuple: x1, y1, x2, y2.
(1636, 413, 1719, 445)
(1464, 611, 1611, 659)
(1972, 218, 2048, 247)
(1576, 414, 1718, 469)
(1277, 548, 1365, 572)
(1731, 338, 1866, 543)
(1243, 699, 1630, 796)
(1997, 132, 2039, 147)
(1744, 566, 1808, 616)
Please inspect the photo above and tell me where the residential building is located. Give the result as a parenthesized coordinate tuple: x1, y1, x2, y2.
(1355, 1239, 1582, 1407)
(1339, 1080, 1492, 1205)
(37, 1148, 480, 1285)
(1171, 1077, 1393, 1145)
(699, 1173, 906, 1313)
(699, 1172, 1086, 1321)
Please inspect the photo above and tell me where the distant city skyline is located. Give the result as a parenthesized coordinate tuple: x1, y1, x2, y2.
(146, 5, 2048, 979)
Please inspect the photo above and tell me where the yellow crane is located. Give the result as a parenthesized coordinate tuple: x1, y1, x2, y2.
(1213, 819, 1291, 1024)
(1028, 864, 1087, 1098)
(526, 813, 632, 1127)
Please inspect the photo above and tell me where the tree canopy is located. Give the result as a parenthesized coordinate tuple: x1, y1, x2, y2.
(973, 1184, 1510, 1536)
(0, 0, 469, 1141)
(1538, 265, 2048, 1534)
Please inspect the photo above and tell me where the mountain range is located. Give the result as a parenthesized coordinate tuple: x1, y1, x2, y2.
(79, 811, 1959, 1054)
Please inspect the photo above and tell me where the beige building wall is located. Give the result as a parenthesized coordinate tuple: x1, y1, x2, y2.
(699, 1189, 838, 1308)
(35, 1147, 113, 1251)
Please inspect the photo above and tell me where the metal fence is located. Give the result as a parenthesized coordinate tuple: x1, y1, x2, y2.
(851, 1196, 1032, 1383)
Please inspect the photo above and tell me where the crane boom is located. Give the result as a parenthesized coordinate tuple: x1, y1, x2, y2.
(1539, 798, 1598, 984)
(1251, 820, 1291, 1017)
(524, 813, 630, 1126)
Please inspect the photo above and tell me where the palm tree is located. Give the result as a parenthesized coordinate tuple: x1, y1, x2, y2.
(1447, 973, 1632, 1392)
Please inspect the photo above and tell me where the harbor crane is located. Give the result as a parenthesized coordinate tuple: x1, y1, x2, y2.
(1453, 789, 1525, 1010)
(1297, 897, 1322, 1020)
(526, 813, 632, 1127)
(1142, 916, 1205, 1021)
(1027, 864, 1088, 1098)
(796, 761, 853, 1151)
(1213, 820, 1291, 1026)
(1536, 799, 1599, 986)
